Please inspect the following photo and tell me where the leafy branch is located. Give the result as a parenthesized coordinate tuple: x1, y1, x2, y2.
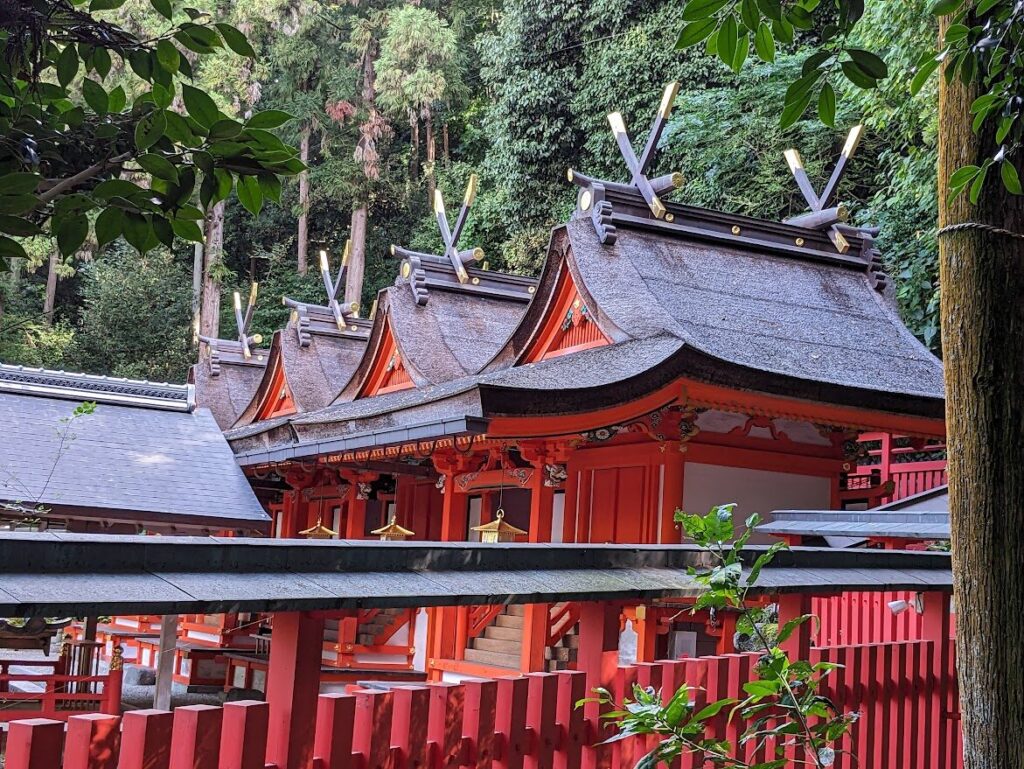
(581, 505, 856, 769)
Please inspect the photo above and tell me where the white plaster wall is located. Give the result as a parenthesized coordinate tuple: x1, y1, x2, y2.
(682, 463, 832, 542)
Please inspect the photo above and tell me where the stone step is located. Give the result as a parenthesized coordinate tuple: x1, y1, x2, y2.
(504, 605, 526, 617)
(463, 647, 521, 670)
(472, 637, 522, 655)
(495, 615, 524, 629)
(545, 646, 576, 662)
(483, 625, 522, 642)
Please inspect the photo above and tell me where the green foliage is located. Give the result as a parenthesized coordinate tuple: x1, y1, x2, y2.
(586, 505, 856, 769)
(675, 0, 1023, 202)
(72, 244, 193, 380)
(0, 0, 302, 272)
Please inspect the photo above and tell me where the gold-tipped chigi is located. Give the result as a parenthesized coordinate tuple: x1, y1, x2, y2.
(607, 111, 627, 137)
(658, 81, 680, 119)
(341, 239, 351, 267)
(464, 173, 479, 206)
(433, 188, 446, 215)
(842, 124, 864, 158)
(233, 291, 242, 311)
(784, 148, 804, 173)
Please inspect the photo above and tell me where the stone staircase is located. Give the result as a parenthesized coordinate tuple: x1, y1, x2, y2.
(462, 604, 579, 672)
(323, 608, 407, 649)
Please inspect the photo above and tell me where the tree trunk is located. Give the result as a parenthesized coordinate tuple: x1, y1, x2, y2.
(191, 242, 202, 345)
(938, 9, 1024, 769)
(199, 201, 225, 343)
(410, 110, 419, 182)
(42, 250, 59, 326)
(443, 122, 450, 168)
(297, 124, 311, 276)
(346, 204, 367, 312)
(425, 110, 436, 201)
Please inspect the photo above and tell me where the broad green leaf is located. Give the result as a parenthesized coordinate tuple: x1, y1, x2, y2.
(182, 84, 220, 128)
(681, 0, 729, 21)
(90, 0, 127, 9)
(691, 698, 738, 722)
(156, 39, 180, 74)
(134, 109, 167, 150)
(0, 214, 42, 237)
(153, 216, 175, 248)
(771, 15, 794, 44)
(91, 46, 111, 79)
(122, 211, 152, 252)
(137, 153, 179, 183)
(0, 235, 28, 259)
(94, 179, 145, 199)
(753, 22, 775, 62)
(847, 48, 888, 80)
(756, 0, 782, 19)
(0, 194, 38, 215)
(257, 172, 282, 204)
(717, 14, 739, 70)
(776, 613, 814, 644)
(947, 165, 980, 188)
(927, 0, 961, 14)
(910, 57, 940, 96)
(944, 23, 969, 43)
(1000, 161, 1021, 195)
(997, 115, 1016, 144)
(82, 78, 108, 114)
(107, 85, 126, 113)
(151, 0, 172, 20)
(129, 49, 152, 80)
(739, 0, 759, 30)
(209, 118, 243, 139)
(968, 163, 989, 204)
(731, 32, 748, 72)
(245, 110, 295, 130)
(0, 173, 41, 195)
(56, 44, 78, 88)
(215, 23, 256, 57)
(975, 0, 999, 11)
(171, 217, 204, 242)
(56, 212, 89, 256)
(817, 82, 836, 127)
(840, 59, 877, 89)
(94, 206, 123, 248)
(742, 679, 780, 697)
(236, 174, 263, 216)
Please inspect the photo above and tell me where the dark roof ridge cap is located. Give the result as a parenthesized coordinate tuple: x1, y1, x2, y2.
(0, 363, 193, 411)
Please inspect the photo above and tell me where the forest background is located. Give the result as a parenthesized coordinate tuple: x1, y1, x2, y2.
(0, 0, 940, 382)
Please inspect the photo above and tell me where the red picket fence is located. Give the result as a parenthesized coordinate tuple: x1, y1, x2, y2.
(0, 639, 961, 769)
(812, 591, 957, 647)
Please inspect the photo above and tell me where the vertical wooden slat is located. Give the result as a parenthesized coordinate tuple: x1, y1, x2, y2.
(391, 686, 430, 769)
(65, 714, 121, 769)
(353, 690, 395, 769)
(218, 701, 269, 769)
(428, 682, 464, 769)
(462, 680, 498, 769)
(119, 710, 173, 769)
(554, 671, 587, 769)
(494, 677, 529, 769)
(524, 673, 559, 769)
(314, 694, 356, 769)
(169, 705, 222, 769)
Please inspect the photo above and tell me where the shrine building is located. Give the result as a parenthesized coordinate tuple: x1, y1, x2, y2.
(188, 86, 948, 681)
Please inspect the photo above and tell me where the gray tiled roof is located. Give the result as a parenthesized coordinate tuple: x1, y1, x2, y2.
(0, 389, 269, 532)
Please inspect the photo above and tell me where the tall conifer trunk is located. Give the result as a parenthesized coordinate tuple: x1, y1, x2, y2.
(346, 205, 367, 312)
(425, 110, 435, 200)
(938, 9, 1024, 767)
(42, 250, 58, 326)
(297, 124, 311, 276)
(199, 200, 225, 343)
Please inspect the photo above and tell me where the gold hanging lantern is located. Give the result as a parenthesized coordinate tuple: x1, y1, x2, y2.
(299, 516, 338, 540)
(471, 509, 528, 544)
(371, 514, 415, 541)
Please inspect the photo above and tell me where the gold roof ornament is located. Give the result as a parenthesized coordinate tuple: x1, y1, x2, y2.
(371, 514, 415, 541)
(471, 509, 528, 544)
(299, 516, 338, 540)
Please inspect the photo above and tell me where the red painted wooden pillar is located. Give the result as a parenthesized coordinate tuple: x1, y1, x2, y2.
(313, 694, 356, 769)
(65, 713, 121, 769)
(528, 477, 554, 543)
(660, 449, 684, 545)
(428, 474, 469, 677)
(169, 705, 222, 769)
(119, 710, 174, 769)
(777, 593, 814, 661)
(344, 486, 366, 539)
(265, 611, 326, 769)
(520, 603, 549, 672)
(714, 611, 737, 655)
(220, 702, 269, 769)
(576, 602, 621, 769)
(439, 473, 469, 541)
(632, 605, 659, 662)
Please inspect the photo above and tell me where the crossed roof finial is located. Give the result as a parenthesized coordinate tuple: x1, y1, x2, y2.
(605, 81, 683, 220)
(783, 125, 864, 253)
(230, 282, 262, 359)
(282, 242, 359, 336)
(391, 174, 484, 305)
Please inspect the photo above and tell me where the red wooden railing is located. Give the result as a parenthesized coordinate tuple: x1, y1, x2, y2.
(1, 639, 962, 769)
(0, 656, 122, 722)
(547, 602, 581, 647)
(812, 591, 958, 647)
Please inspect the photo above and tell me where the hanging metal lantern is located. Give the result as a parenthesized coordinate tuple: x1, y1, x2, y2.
(299, 516, 338, 540)
(371, 515, 415, 541)
(471, 509, 528, 543)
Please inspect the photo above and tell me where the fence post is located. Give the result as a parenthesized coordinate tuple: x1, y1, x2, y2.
(427, 682, 464, 769)
(576, 601, 620, 769)
(265, 612, 326, 769)
(4, 718, 65, 769)
(104, 646, 124, 715)
(313, 694, 355, 769)
(554, 670, 586, 769)
(494, 677, 529, 769)
(462, 679, 498, 769)
(119, 710, 174, 769)
(170, 704, 223, 769)
(65, 713, 121, 769)
(391, 686, 430, 769)
(353, 689, 395, 769)
(219, 701, 270, 769)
